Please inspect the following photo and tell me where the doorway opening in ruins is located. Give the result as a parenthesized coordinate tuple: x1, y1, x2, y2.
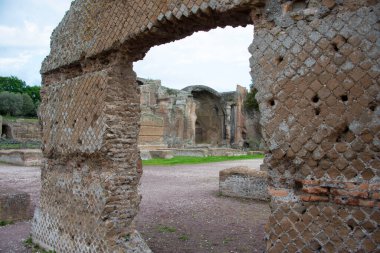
(133, 25, 268, 252)
(1, 124, 12, 139)
(134, 26, 259, 149)
(184, 86, 227, 146)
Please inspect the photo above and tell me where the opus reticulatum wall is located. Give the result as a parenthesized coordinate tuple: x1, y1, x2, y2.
(33, 0, 379, 252)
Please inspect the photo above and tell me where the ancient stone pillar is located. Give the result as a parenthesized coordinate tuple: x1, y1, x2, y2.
(32, 53, 150, 252)
(250, 1, 379, 252)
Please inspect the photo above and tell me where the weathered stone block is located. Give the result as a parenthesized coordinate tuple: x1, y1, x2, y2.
(0, 186, 32, 222)
(219, 166, 269, 201)
(149, 150, 174, 159)
(172, 148, 208, 157)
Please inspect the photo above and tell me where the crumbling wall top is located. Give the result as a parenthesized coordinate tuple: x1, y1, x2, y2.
(41, 0, 267, 75)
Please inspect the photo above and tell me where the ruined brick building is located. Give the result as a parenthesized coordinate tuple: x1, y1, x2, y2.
(137, 78, 262, 149)
(33, 0, 379, 252)
(0, 116, 40, 141)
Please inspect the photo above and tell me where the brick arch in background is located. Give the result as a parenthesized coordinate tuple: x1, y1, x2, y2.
(33, 0, 379, 252)
(1, 124, 13, 139)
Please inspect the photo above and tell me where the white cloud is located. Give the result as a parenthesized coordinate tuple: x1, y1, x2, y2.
(0, 50, 47, 85)
(134, 25, 254, 92)
(0, 0, 72, 85)
(0, 21, 53, 48)
(0, 52, 32, 68)
(0, 0, 254, 90)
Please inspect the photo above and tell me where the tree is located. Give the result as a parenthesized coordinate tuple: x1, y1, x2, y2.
(21, 93, 37, 116)
(0, 76, 41, 115)
(23, 85, 41, 104)
(0, 76, 27, 94)
(0, 91, 23, 116)
(244, 81, 259, 112)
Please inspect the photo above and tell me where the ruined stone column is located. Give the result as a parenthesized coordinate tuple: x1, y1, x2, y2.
(32, 52, 150, 252)
(250, 1, 379, 252)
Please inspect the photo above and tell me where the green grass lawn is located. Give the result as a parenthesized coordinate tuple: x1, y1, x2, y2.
(142, 154, 264, 166)
(1, 115, 38, 123)
(0, 143, 22, 149)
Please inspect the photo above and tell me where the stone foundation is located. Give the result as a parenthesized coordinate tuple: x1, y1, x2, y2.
(1, 118, 40, 141)
(0, 186, 32, 222)
(0, 149, 43, 166)
(139, 147, 250, 160)
(219, 166, 269, 201)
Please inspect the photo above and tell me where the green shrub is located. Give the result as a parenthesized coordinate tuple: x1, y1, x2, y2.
(0, 76, 26, 94)
(21, 93, 37, 117)
(0, 91, 23, 116)
(244, 88, 259, 112)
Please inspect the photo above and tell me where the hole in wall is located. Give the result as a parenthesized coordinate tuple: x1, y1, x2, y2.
(368, 101, 376, 111)
(312, 95, 319, 103)
(276, 56, 284, 65)
(100, 58, 110, 66)
(294, 180, 303, 191)
(1, 124, 13, 139)
(336, 125, 350, 142)
(340, 95, 348, 102)
(314, 107, 321, 116)
(269, 99, 275, 106)
(331, 42, 339, 52)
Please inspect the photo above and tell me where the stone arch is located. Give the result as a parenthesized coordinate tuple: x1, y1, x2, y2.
(183, 85, 226, 145)
(1, 124, 13, 139)
(34, 1, 379, 252)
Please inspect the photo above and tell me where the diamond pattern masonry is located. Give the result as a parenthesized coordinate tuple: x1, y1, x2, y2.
(34, 0, 379, 252)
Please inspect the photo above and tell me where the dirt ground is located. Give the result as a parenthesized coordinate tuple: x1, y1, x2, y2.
(0, 159, 269, 253)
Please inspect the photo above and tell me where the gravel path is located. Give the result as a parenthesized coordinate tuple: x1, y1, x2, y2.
(0, 159, 269, 253)
(0, 164, 40, 253)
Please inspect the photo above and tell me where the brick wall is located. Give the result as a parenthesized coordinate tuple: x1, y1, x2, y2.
(250, 1, 379, 252)
(33, 0, 379, 252)
(2, 120, 40, 141)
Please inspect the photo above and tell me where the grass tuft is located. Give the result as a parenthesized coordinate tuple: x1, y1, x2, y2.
(142, 154, 264, 166)
(157, 225, 177, 233)
(23, 235, 56, 253)
(0, 220, 14, 226)
(178, 234, 189, 241)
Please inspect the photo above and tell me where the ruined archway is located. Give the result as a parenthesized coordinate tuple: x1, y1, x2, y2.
(1, 124, 13, 139)
(34, 1, 379, 252)
(183, 85, 226, 145)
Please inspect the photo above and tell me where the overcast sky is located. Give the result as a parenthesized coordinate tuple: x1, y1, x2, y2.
(0, 0, 253, 92)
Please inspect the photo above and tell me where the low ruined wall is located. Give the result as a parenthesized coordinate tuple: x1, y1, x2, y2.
(219, 166, 269, 201)
(0, 186, 32, 222)
(0, 149, 43, 166)
(140, 147, 249, 160)
(2, 120, 40, 141)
